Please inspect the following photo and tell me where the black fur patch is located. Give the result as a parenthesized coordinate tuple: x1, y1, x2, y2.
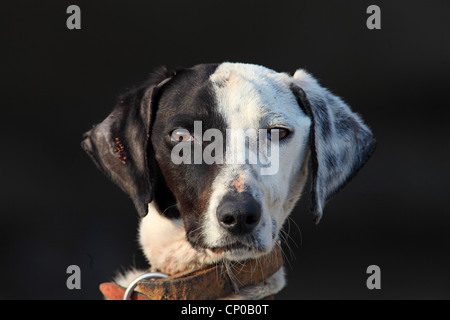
(148, 63, 232, 248)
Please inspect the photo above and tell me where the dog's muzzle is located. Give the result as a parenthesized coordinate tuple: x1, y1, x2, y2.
(216, 192, 261, 236)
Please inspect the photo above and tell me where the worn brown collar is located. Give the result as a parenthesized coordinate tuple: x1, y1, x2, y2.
(100, 245, 283, 300)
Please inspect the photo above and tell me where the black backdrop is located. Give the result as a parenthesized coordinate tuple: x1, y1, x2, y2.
(1, 0, 449, 299)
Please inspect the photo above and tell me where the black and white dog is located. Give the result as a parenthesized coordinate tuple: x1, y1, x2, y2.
(82, 62, 375, 299)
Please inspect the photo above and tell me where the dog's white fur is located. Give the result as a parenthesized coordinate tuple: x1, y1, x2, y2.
(114, 63, 368, 299)
(203, 64, 311, 261)
(139, 203, 217, 275)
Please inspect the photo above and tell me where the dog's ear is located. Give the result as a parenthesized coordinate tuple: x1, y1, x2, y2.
(291, 69, 376, 224)
(81, 72, 172, 217)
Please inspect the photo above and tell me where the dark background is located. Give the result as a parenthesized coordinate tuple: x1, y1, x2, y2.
(1, 0, 449, 299)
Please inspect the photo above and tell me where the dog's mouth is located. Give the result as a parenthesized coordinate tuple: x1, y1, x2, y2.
(209, 242, 252, 254)
(206, 238, 269, 256)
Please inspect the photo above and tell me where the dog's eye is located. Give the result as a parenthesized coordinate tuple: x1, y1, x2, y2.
(170, 129, 194, 142)
(267, 128, 290, 141)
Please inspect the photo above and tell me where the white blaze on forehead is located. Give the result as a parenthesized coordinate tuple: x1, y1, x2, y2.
(210, 63, 296, 131)
(208, 62, 311, 176)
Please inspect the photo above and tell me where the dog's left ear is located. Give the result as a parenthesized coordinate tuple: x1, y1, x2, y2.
(81, 74, 171, 218)
(290, 69, 376, 224)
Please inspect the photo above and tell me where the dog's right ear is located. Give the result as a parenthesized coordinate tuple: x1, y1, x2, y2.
(290, 69, 376, 224)
(81, 71, 172, 217)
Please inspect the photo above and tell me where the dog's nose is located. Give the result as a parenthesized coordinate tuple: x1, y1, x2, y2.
(216, 193, 261, 236)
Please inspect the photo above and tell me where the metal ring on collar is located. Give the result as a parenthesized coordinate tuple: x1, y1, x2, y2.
(123, 272, 169, 300)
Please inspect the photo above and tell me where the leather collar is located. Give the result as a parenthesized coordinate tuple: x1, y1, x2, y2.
(100, 245, 283, 300)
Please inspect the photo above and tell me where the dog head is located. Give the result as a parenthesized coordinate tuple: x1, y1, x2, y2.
(82, 63, 375, 271)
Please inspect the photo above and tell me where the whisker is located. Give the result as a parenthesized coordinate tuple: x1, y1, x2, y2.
(287, 216, 302, 246)
(161, 203, 178, 216)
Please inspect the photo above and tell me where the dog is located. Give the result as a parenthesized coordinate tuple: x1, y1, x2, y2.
(81, 62, 376, 299)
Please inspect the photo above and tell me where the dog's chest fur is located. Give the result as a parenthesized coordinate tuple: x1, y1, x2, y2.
(139, 203, 216, 275)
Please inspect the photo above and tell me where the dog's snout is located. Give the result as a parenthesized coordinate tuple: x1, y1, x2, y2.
(216, 193, 261, 236)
